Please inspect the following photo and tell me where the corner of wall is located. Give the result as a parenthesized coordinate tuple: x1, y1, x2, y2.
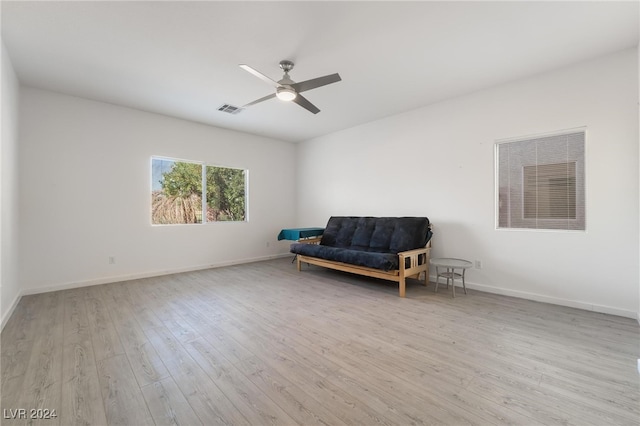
(1, 292, 21, 331)
(1, 38, 22, 330)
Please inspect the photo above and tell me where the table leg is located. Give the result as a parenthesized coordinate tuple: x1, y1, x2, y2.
(451, 268, 455, 298)
(462, 268, 467, 294)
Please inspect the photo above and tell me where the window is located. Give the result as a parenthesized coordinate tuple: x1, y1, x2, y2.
(151, 157, 247, 225)
(496, 130, 585, 231)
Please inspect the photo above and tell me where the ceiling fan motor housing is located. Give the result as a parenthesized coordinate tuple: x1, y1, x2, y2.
(279, 60, 295, 73)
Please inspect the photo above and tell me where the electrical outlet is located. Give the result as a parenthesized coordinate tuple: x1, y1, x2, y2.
(108, 256, 115, 265)
(266, 241, 270, 247)
(475, 260, 482, 269)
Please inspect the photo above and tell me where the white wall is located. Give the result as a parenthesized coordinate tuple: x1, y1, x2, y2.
(18, 88, 296, 293)
(1, 40, 21, 328)
(297, 48, 639, 318)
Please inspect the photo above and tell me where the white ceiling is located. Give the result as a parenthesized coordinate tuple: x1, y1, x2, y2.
(2, 1, 638, 143)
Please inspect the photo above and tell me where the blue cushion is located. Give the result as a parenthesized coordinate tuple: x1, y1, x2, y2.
(389, 217, 431, 252)
(351, 217, 376, 247)
(319, 216, 431, 252)
(290, 243, 399, 271)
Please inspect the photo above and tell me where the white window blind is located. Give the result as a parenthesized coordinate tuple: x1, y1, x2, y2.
(497, 130, 585, 231)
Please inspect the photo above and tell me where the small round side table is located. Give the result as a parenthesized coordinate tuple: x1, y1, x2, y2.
(430, 258, 472, 298)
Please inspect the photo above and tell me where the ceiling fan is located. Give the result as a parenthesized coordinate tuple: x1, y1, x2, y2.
(240, 60, 341, 114)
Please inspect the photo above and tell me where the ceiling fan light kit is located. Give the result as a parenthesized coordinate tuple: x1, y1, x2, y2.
(276, 86, 297, 101)
(240, 59, 341, 114)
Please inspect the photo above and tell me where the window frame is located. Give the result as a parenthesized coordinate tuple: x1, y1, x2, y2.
(150, 156, 249, 226)
(494, 128, 586, 232)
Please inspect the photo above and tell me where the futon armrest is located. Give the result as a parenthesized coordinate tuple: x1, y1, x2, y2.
(297, 236, 322, 244)
(398, 247, 430, 257)
(398, 245, 431, 271)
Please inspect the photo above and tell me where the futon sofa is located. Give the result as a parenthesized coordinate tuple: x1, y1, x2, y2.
(290, 216, 433, 297)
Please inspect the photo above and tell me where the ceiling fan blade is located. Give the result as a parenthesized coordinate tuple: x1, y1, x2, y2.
(292, 94, 320, 114)
(290, 73, 341, 93)
(242, 93, 276, 108)
(239, 64, 279, 88)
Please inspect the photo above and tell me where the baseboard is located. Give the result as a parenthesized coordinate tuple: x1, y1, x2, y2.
(1, 292, 22, 331)
(20, 253, 291, 297)
(430, 276, 638, 319)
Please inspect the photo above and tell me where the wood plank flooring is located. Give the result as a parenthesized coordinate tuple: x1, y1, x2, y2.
(1, 257, 639, 425)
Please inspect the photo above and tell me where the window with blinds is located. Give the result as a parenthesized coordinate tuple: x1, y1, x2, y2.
(496, 130, 585, 231)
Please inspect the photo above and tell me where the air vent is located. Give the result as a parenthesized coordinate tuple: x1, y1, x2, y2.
(217, 104, 243, 114)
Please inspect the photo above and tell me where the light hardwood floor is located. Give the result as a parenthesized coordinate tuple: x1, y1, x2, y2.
(1, 257, 639, 425)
